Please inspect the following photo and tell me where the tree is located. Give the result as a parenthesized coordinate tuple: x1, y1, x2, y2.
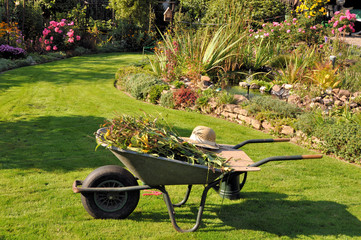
(108, 0, 158, 29)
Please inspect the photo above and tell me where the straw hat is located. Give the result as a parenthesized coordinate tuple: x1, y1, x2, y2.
(182, 126, 219, 150)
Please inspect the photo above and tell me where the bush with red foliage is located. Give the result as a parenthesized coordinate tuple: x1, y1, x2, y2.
(173, 87, 198, 108)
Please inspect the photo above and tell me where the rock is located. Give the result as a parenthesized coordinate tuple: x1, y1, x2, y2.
(350, 102, 358, 109)
(239, 82, 249, 88)
(340, 95, 348, 102)
(238, 115, 252, 125)
(224, 104, 238, 113)
(353, 92, 361, 98)
(288, 94, 301, 105)
(251, 119, 261, 130)
(334, 100, 343, 106)
(281, 125, 294, 135)
(262, 120, 275, 133)
(332, 88, 340, 95)
(272, 85, 282, 92)
(233, 94, 248, 104)
(250, 83, 260, 89)
(199, 79, 212, 90)
(271, 85, 289, 99)
(233, 107, 249, 116)
(221, 111, 238, 119)
(200, 75, 210, 81)
(323, 98, 334, 106)
(283, 84, 293, 90)
(338, 89, 351, 98)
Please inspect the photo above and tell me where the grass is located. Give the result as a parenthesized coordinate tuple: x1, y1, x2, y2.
(1, 53, 361, 239)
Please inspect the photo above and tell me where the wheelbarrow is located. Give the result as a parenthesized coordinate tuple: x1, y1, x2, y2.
(72, 128, 323, 232)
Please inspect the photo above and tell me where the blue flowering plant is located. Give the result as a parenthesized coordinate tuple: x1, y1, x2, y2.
(0, 44, 27, 59)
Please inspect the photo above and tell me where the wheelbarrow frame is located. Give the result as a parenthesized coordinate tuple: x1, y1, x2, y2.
(72, 128, 322, 232)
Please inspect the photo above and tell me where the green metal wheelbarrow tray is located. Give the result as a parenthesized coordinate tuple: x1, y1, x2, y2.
(72, 128, 322, 232)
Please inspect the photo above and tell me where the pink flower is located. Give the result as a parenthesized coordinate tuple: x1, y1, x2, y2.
(340, 15, 347, 21)
(338, 27, 344, 32)
(68, 37, 74, 43)
(58, 30, 62, 34)
(298, 28, 302, 32)
(59, 21, 66, 27)
(50, 21, 58, 28)
(44, 40, 49, 45)
(53, 46, 58, 51)
(334, 11, 340, 15)
(42, 28, 50, 36)
(249, 29, 254, 33)
(264, 33, 269, 37)
(286, 30, 291, 33)
(262, 23, 266, 27)
(76, 35, 81, 41)
(55, 27, 60, 33)
(271, 29, 274, 32)
(249, 34, 253, 37)
(320, 44, 323, 48)
(46, 46, 51, 51)
(50, 36, 53, 41)
(333, 21, 339, 28)
(67, 29, 74, 38)
(332, 29, 335, 34)
(61, 19, 66, 22)
(68, 21, 74, 26)
(39, 37, 42, 42)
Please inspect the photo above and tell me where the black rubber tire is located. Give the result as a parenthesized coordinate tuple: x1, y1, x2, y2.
(80, 165, 140, 219)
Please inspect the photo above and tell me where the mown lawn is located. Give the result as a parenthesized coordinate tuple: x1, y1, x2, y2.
(0, 53, 361, 240)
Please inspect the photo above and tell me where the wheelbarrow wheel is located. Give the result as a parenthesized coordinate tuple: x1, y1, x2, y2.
(81, 165, 139, 219)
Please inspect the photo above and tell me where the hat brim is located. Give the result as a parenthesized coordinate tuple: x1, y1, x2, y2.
(181, 137, 220, 150)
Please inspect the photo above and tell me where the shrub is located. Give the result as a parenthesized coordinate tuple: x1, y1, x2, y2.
(160, 91, 175, 109)
(123, 73, 163, 100)
(39, 19, 81, 52)
(328, 9, 357, 35)
(315, 122, 361, 164)
(245, 95, 302, 119)
(217, 92, 237, 105)
(148, 84, 170, 104)
(0, 58, 15, 71)
(296, 0, 329, 18)
(0, 45, 26, 59)
(173, 87, 198, 108)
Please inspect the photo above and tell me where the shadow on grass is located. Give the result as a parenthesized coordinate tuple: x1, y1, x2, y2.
(213, 191, 361, 238)
(0, 114, 193, 172)
(0, 53, 144, 91)
(0, 115, 119, 171)
(129, 191, 361, 238)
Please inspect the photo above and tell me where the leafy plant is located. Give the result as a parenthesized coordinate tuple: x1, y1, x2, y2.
(309, 62, 340, 90)
(148, 84, 169, 104)
(245, 95, 302, 119)
(122, 73, 163, 100)
(173, 87, 198, 108)
(217, 92, 236, 105)
(275, 47, 316, 84)
(159, 91, 175, 108)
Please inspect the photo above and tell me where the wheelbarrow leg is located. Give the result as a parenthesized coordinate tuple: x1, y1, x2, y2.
(157, 181, 219, 233)
(173, 185, 192, 207)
